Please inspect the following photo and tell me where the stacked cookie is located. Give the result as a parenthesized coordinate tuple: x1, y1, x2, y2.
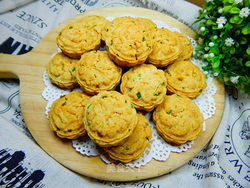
(46, 15, 207, 163)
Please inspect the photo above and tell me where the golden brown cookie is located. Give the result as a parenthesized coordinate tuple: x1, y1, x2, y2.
(76, 15, 109, 35)
(137, 17, 157, 32)
(174, 32, 193, 60)
(120, 64, 167, 112)
(148, 28, 180, 67)
(48, 91, 90, 139)
(101, 17, 134, 43)
(164, 60, 207, 98)
(105, 17, 153, 67)
(84, 91, 138, 147)
(46, 52, 78, 90)
(153, 94, 203, 145)
(104, 113, 152, 163)
(56, 22, 101, 58)
(75, 50, 122, 95)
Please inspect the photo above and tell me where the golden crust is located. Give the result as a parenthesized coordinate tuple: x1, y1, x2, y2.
(75, 50, 122, 95)
(104, 113, 152, 163)
(48, 91, 90, 139)
(56, 22, 101, 59)
(46, 52, 78, 90)
(102, 17, 134, 43)
(105, 17, 153, 67)
(137, 17, 157, 32)
(84, 91, 138, 147)
(148, 28, 180, 67)
(174, 32, 193, 61)
(76, 15, 109, 35)
(164, 60, 207, 98)
(153, 94, 203, 145)
(120, 64, 167, 112)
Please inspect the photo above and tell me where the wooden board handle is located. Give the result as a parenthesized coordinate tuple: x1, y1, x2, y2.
(0, 53, 26, 78)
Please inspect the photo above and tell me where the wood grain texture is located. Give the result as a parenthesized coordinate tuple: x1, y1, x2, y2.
(0, 7, 225, 181)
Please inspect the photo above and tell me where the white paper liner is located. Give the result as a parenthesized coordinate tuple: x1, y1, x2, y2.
(42, 16, 217, 168)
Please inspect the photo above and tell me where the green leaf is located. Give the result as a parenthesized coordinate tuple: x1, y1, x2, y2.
(242, 23, 250, 35)
(212, 59, 220, 68)
(206, 19, 216, 26)
(246, 61, 250, 67)
(224, 6, 233, 13)
(229, 7, 240, 14)
(240, 37, 247, 44)
(229, 15, 243, 24)
(247, 47, 250, 55)
(230, 47, 236, 54)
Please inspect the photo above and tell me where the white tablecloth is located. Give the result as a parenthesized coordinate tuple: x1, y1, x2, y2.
(0, 0, 249, 187)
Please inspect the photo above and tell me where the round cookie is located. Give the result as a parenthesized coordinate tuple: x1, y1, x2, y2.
(104, 113, 152, 163)
(174, 32, 193, 61)
(56, 22, 101, 58)
(153, 94, 203, 145)
(120, 64, 167, 112)
(76, 15, 109, 35)
(164, 60, 207, 98)
(48, 91, 90, 139)
(105, 17, 153, 67)
(84, 91, 138, 147)
(102, 16, 135, 43)
(75, 50, 122, 95)
(46, 52, 78, 90)
(148, 28, 180, 67)
(137, 17, 157, 32)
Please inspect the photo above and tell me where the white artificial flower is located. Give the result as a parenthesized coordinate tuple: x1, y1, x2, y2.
(200, 26, 206, 32)
(225, 38, 235, 46)
(206, 0, 214, 3)
(218, 24, 224, 29)
(213, 35, 218, 40)
(239, 7, 250, 18)
(205, 47, 210, 51)
(234, 0, 243, 4)
(205, 15, 210, 19)
(216, 16, 227, 25)
(204, 54, 209, 59)
(230, 76, 240, 84)
(218, 8, 224, 14)
(209, 42, 214, 47)
(209, 53, 214, 58)
(214, 72, 219, 76)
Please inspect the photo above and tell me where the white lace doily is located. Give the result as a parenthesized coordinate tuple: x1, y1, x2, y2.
(42, 16, 217, 168)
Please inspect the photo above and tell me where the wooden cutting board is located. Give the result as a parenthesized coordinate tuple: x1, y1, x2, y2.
(0, 7, 225, 181)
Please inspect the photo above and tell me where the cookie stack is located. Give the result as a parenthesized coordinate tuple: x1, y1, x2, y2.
(46, 15, 207, 163)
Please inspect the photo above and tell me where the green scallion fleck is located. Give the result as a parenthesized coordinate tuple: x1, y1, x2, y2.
(167, 110, 173, 114)
(72, 67, 75, 72)
(153, 92, 161, 96)
(136, 92, 141, 99)
(138, 73, 142, 79)
(142, 37, 146, 42)
(87, 104, 92, 109)
(69, 26, 73, 29)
